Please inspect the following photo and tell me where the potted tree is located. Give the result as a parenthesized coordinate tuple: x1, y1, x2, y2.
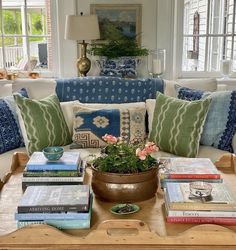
(91, 134, 159, 202)
(89, 27, 149, 78)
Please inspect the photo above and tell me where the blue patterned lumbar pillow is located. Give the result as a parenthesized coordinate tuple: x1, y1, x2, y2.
(71, 105, 146, 148)
(0, 88, 28, 154)
(177, 86, 236, 152)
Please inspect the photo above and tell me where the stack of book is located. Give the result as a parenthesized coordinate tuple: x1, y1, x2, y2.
(159, 158, 222, 188)
(22, 152, 85, 190)
(15, 185, 92, 229)
(164, 182, 236, 225)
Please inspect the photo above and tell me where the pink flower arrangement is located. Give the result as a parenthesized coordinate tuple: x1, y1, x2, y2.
(102, 134, 118, 144)
(136, 142, 159, 160)
(93, 134, 159, 173)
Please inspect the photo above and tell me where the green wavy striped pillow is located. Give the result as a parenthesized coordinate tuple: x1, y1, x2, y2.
(14, 94, 71, 155)
(149, 92, 211, 157)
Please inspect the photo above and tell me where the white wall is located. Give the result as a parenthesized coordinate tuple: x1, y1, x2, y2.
(57, 0, 176, 79)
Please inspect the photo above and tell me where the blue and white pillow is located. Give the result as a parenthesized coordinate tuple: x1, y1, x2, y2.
(71, 105, 146, 148)
(177, 86, 236, 152)
(0, 88, 28, 154)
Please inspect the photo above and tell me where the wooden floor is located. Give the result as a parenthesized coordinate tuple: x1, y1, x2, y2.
(0, 152, 236, 249)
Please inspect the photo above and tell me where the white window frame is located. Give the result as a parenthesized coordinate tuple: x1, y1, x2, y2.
(175, 0, 236, 78)
(0, 0, 60, 78)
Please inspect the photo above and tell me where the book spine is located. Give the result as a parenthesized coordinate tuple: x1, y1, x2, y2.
(169, 203, 236, 211)
(22, 177, 83, 182)
(22, 182, 84, 191)
(166, 216, 236, 225)
(169, 173, 221, 179)
(17, 204, 89, 213)
(161, 178, 223, 188)
(26, 165, 78, 171)
(17, 219, 90, 229)
(167, 209, 236, 218)
(15, 211, 90, 221)
(23, 171, 80, 177)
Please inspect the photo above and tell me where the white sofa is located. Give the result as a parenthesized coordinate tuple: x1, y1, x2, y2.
(0, 77, 233, 184)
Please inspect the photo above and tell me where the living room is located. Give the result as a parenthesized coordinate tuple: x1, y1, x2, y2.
(0, 0, 236, 249)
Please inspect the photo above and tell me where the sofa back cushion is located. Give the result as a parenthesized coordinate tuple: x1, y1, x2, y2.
(56, 77, 164, 103)
(164, 78, 217, 97)
(0, 82, 12, 97)
(12, 78, 56, 99)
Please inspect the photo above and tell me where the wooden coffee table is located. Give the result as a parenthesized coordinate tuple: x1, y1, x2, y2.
(0, 152, 236, 249)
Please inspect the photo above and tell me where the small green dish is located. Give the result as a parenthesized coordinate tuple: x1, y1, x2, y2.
(110, 204, 140, 215)
(43, 146, 64, 161)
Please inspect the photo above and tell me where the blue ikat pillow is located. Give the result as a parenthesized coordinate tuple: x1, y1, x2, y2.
(176, 86, 236, 152)
(0, 88, 28, 154)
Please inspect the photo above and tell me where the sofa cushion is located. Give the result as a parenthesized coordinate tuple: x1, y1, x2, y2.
(177, 87, 236, 153)
(71, 103, 146, 148)
(12, 78, 56, 99)
(0, 82, 12, 97)
(149, 92, 211, 157)
(14, 94, 71, 155)
(164, 78, 217, 97)
(0, 88, 28, 154)
(56, 76, 164, 103)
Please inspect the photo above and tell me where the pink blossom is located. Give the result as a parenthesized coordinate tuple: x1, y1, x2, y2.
(136, 148, 147, 160)
(102, 134, 117, 144)
(144, 142, 159, 154)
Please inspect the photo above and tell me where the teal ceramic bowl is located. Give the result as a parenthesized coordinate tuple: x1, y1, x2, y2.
(43, 146, 64, 161)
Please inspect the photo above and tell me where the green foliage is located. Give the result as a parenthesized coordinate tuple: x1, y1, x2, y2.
(93, 142, 157, 174)
(89, 25, 149, 59)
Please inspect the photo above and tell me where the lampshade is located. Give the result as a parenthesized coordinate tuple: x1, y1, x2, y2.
(64, 14, 100, 41)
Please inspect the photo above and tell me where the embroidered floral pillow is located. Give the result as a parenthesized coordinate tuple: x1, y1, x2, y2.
(71, 105, 146, 148)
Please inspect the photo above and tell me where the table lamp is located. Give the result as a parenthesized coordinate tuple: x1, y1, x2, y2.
(65, 13, 100, 76)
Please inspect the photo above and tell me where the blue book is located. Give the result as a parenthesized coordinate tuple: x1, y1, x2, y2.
(26, 152, 81, 171)
(17, 218, 91, 229)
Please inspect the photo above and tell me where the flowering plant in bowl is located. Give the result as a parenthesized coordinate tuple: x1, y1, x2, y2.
(92, 134, 159, 174)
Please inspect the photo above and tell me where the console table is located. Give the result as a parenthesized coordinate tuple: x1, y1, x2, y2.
(0, 152, 236, 249)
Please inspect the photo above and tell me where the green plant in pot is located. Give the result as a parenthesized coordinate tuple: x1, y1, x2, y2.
(91, 134, 159, 202)
(89, 26, 149, 78)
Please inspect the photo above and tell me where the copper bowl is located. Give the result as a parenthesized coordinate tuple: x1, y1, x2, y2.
(91, 167, 158, 202)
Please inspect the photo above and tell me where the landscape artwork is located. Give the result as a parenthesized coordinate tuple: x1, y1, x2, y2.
(90, 4, 142, 44)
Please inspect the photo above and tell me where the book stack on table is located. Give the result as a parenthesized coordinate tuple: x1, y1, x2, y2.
(164, 182, 236, 225)
(22, 152, 85, 190)
(159, 158, 222, 188)
(15, 185, 92, 229)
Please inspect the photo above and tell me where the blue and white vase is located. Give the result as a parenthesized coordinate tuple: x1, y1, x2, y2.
(95, 56, 147, 78)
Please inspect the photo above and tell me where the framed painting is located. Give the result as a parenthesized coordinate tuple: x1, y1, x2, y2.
(90, 4, 142, 45)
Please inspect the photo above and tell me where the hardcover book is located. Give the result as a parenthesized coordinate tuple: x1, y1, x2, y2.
(159, 158, 221, 179)
(17, 185, 90, 213)
(165, 182, 236, 211)
(26, 152, 81, 171)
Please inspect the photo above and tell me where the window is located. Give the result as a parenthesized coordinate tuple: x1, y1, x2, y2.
(0, 0, 52, 75)
(182, 0, 236, 75)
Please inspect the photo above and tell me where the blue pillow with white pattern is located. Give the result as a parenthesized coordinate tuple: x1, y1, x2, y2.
(177, 86, 236, 152)
(0, 88, 28, 154)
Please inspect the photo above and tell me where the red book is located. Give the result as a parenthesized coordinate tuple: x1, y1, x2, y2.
(166, 216, 236, 225)
(159, 158, 221, 179)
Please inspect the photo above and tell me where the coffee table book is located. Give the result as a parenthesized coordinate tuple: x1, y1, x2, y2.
(159, 158, 221, 179)
(17, 185, 90, 213)
(165, 182, 236, 211)
(26, 152, 81, 171)
(16, 195, 93, 230)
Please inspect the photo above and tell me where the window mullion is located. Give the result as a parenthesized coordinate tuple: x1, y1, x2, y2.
(204, 0, 211, 72)
(23, 0, 31, 71)
(0, 0, 6, 70)
(231, 0, 236, 59)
